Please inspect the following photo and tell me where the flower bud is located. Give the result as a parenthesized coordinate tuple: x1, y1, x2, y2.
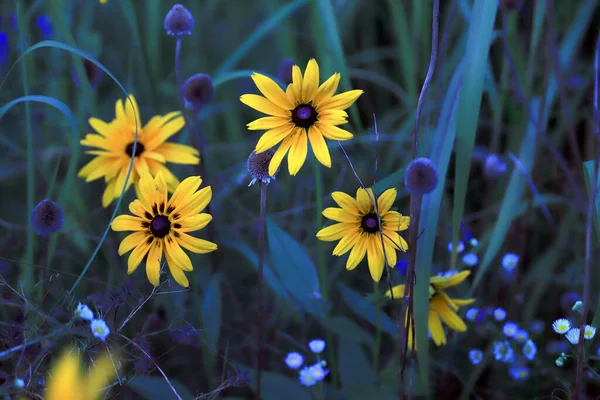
(484, 153, 508, 179)
(31, 199, 64, 235)
(247, 149, 278, 186)
(182, 73, 214, 109)
(164, 4, 194, 36)
(404, 157, 438, 195)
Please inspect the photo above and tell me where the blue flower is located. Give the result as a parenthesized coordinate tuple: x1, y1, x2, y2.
(395, 259, 408, 277)
(501, 253, 519, 272)
(465, 308, 478, 321)
(448, 241, 465, 254)
(35, 15, 53, 40)
(493, 308, 506, 321)
(522, 339, 537, 360)
(502, 322, 518, 338)
(308, 339, 326, 354)
(493, 340, 514, 363)
(462, 253, 478, 267)
(514, 329, 529, 343)
(308, 362, 329, 382)
(0, 32, 8, 68)
(509, 365, 530, 380)
(285, 352, 303, 369)
(469, 349, 483, 365)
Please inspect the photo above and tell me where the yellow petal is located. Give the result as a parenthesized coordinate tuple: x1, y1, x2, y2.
(313, 72, 340, 106)
(430, 270, 471, 290)
(453, 298, 476, 306)
(145, 238, 163, 286)
(317, 124, 354, 141)
(113, 165, 136, 198)
(175, 232, 218, 254)
(332, 227, 361, 256)
(135, 156, 150, 179)
(102, 179, 117, 208)
(81, 134, 110, 150)
(115, 98, 126, 121)
(377, 188, 397, 215)
(367, 235, 384, 282)
(346, 234, 368, 270)
(383, 238, 397, 268)
(287, 130, 308, 176)
(89, 117, 112, 137)
(322, 207, 359, 223)
(165, 251, 190, 287)
(137, 170, 158, 209)
(154, 143, 200, 165)
(429, 311, 447, 346)
(154, 170, 169, 212)
(268, 134, 295, 176)
(255, 123, 295, 153)
(85, 352, 118, 399)
(291, 65, 303, 100)
(167, 176, 202, 210)
(308, 125, 331, 168)
(127, 237, 152, 274)
(129, 199, 150, 218)
(319, 89, 363, 111)
(316, 222, 355, 242)
(385, 284, 405, 299)
(176, 214, 212, 232)
(383, 230, 409, 252)
(111, 215, 146, 231)
(331, 191, 360, 214)
(383, 211, 410, 231)
(118, 231, 147, 255)
(164, 237, 194, 270)
(247, 116, 291, 131)
(251, 72, 292, 110)
(302, 59, 319, 102)
(78, 156, 117, 181)
(356, 187, 375, 214)
(173, 187, 212, 218)
(144, 116, 186, 149)
(124, 94, 142, 128)
(46, 351, 82, 400)
(240, 94, 289, 118)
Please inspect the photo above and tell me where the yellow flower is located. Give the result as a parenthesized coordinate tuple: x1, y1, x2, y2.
(316, 187, 409, 282)
(110, 170, 217, 287)
(99, 0, 108, 3)
(46, 350, 117, 400)
(78, 95, 199, 207)
(386, 270, 475, 347)
(240, 59, 363, 176)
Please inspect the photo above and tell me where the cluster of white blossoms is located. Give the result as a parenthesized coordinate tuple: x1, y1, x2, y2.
(74, 302, 111, 341)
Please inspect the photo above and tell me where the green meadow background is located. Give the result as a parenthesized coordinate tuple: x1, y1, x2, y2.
(1, 0, 600, 398)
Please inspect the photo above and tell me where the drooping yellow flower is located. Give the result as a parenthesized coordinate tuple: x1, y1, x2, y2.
(46, 350, 117, 400)
(78, 95, 199, 207)
(316, 187, 409, 282)
(110, 170, 217, 287)
(240, 59, 363, 176)
(386, 270, 475, 347)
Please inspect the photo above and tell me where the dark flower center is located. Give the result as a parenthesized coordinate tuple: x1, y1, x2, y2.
(150, 215, 171, 238)
(291, 104, 318, 128)
(360, 213, 379, 234)
(125, 142, 145, 157)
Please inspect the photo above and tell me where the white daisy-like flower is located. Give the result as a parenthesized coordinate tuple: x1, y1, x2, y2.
(308, 363, 329, 382)
(448, 241, 465, 254)
(501, 253, 519, 272)
(493, 308, 506, 321)
(308, 339, 326, 354)
(74, 302, 94, 321)
(566, 328, 580, 345)
(552, 318, 571, 334)
(584, 325, 596, 340)
(285, 352, 304, 369)
(299, 366, 317, 387)
(462, 253, 479, 267)
(90, 319, 110, 341)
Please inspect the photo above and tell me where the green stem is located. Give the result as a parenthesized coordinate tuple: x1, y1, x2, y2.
(373, 283, 382, 375)
(191, 274, 215, 389)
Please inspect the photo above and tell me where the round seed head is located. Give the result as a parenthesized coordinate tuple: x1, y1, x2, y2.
(164, 4, 194, 36)
(404, 157, 438, 195)
(484, 153, 508, 179)
(247, 149, 279, 186)
(31, 199, 64, 234)
(277, 58, 295, 87)
(182, 73, 214, 109)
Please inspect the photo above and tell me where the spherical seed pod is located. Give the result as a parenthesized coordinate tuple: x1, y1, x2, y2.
(404, 157, 438, 195)
(31, 199, 64, 234)
(182, 73, 214, 109)
(483, 153, 508, 179)
(247, 149, 279, 186)
(164, 4, 194, 36)
(277, 58, 295, 87)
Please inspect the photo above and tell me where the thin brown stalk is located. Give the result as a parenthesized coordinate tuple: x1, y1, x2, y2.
(256, 183, 267, 400)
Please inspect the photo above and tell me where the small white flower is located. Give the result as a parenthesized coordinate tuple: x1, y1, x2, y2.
(552, 319, 571, 334)
(285, 352, 304, 369)
(503, 322, 518, 338)
(514, 329, 529, 343)
(465, 308, 479, 321)
(308, 363, 329, 382)
(522, 340, 537, 361)
(308, 339, 326, 354)
(585, 325, 596, 340)
(13, 378, 25, 389)
(90, 319, 110, 341)
(493, 308, 506, 321)
(74, 302, 94, 321)
(501, 253, 519, 271)
(469, 238, 479, 247)
(299, 366, 316, 387)
(469, 349, 483, 365)
(566, 328, 580, 345)
(462, 253, 479, 267)
(448, 241, 465, 254)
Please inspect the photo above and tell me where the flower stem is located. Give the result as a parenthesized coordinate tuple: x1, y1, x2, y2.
(373, 282, 382, 375)
(40, 234, 49, 310)
(256, 182, 267, 400)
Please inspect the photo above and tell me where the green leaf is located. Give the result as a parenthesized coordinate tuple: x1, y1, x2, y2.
(127, 376, 195, 400)
(202, 273, 222, 352)
(451, 0, 499, 269)
(248, 371, 312, 400)
(320, 316, 374, 348)
(337, 283, 397, 337)
(267, 217, 324, 315)
(338, 338, 374, 388)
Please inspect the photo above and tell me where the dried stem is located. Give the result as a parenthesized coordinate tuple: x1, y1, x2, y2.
(256, 183, 267, 400)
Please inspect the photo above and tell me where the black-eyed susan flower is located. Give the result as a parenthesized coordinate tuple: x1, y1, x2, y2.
(240, 59, 363, 176)
(110, 170, 217, 287)
(316, 187, 408, 282)
(46, 350, 117, 400)
(78, 95, 199, 207)
(386, 270, 475, 347)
